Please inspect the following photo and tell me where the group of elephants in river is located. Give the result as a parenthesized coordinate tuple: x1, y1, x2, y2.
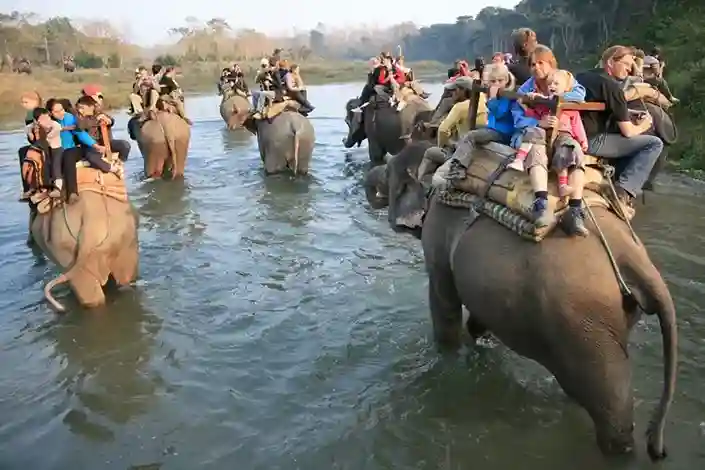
(25, 87, 678, 464)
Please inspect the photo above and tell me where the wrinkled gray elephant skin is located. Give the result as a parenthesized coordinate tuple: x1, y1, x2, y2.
(252, 111, 316, 175)
(362, 140, 431, 233)
(420, 195, 676, 460)
(373, 147, 678, 460)
(343, 97, 431, 166)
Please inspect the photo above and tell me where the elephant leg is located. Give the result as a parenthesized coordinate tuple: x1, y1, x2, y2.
(550, 336, 635, 456)
(368, 139, 386, 167)
(110, 236, 138, 285)
(427, 268, 463, 351)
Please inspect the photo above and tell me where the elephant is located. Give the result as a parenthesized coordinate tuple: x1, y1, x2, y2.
(30, 175, 139, 312)
(368, 144, 678, 460)
(343, 95, 432, 165)
(63, 59, 76, 73)
(245, 111, 315, 175)
(14, 58, 31, 74)
(219, 93, 251, 130)
(128, 112, 190, 179)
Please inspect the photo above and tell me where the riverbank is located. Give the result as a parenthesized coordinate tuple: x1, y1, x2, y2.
(0, 60, 445, 128)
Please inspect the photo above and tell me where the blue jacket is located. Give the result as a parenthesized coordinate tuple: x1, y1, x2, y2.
(511, 76, 587, 147)
(517, 77, 586, 102)
(486, 96, 516, 137)
(53, 112, 96, 148)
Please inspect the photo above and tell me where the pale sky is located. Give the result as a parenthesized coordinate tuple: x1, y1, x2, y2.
(1, 0, 519, 45)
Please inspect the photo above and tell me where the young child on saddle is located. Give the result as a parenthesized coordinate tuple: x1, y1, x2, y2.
(46, 98, 82, 203)
(74, 96, 123, 179)
(510, 69, 589, 236)
(440, 63, 517, 184)
(23, 107, 64, 200)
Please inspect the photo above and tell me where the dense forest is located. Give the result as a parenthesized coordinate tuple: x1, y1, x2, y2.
(1, 1, 704, 169)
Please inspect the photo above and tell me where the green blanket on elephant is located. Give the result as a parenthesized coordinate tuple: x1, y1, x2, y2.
(438, 142, 611, 241)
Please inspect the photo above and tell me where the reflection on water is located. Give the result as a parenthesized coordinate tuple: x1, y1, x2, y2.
(0, 84, 704, 469)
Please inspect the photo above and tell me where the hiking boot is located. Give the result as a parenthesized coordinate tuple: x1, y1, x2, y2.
(446, 160, 468, 181)
(561, 206, 589, 237)
(609, 185, 636, 220)
(507, 158, 525, 172)
(531, 197, 555, 228)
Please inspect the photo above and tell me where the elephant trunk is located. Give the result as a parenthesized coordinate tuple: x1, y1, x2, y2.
(44, 273, 69, 312)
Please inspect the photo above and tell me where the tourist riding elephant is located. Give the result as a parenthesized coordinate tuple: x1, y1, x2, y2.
(246, 111, 315, 175)
(220, 94, 251, 130)
(343, 95, 432, 165)
(372, 146, 677, 461)
(30, 178, 139, 312)
(128, 112, 191, 179)
(643, 101, 678, 190)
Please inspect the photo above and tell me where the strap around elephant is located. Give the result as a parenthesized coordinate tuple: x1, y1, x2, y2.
(464, 154, 514, 229)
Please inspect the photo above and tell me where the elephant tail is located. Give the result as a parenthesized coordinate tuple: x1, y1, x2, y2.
(631, 259, 678, 461)
(290, 117, 304, 174)
(44, 273, 69, 312)
(292, 130, 300, 174)
(156, 112, 178, 173)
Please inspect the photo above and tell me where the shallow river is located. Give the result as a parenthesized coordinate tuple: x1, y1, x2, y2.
(0, 83, 704, 470)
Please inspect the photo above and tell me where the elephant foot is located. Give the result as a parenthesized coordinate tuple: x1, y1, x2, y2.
(466, 315, 488, 341)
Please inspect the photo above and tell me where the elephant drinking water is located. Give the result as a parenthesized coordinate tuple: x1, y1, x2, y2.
(343, 94, 432, 165)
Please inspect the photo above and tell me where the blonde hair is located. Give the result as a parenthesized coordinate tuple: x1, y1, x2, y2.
(20, 91, 42, 104)
(549, 69, 574, 91)
(484, 63, 516, 91)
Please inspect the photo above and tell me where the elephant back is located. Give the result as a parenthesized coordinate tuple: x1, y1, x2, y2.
(438, 142, 615, 241)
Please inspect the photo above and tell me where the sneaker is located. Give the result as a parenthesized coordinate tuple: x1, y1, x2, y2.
(507, 159, 525, 172)
(351, 107, 363, 113)
(446, 160, 468, 181)
(558, 184, 573, 198)
(18, 190, 32, 202)
(531, 197, 555, 228)
(561, 206, 589, 237)
(607, 185, 636, 220)
(252, 112, 262, 120)
(49, 189, 62, 198)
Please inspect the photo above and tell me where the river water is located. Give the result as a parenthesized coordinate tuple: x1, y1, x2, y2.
(0, 83, 703, 469)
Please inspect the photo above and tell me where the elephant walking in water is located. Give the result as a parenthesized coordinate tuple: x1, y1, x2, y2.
(220, 94, 251, 130)
(30, 170, 139, 311)
(364, 146, 677, 460)
(246, 111, 315, 175)
(128, 112, 191, 179)
(343, 95, 432, 166)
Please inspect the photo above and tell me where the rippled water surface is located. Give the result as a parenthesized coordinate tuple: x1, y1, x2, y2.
(1, 83, 704, 469)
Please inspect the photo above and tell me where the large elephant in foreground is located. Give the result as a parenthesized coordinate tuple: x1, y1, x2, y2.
(128, 112, 191, 179)
(365, 147, 677, 460)
(343, 95, 432, 165)
(245, 111, 315, 175)
(30, 170, 139, 311)
(219, 94, 251, 130)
